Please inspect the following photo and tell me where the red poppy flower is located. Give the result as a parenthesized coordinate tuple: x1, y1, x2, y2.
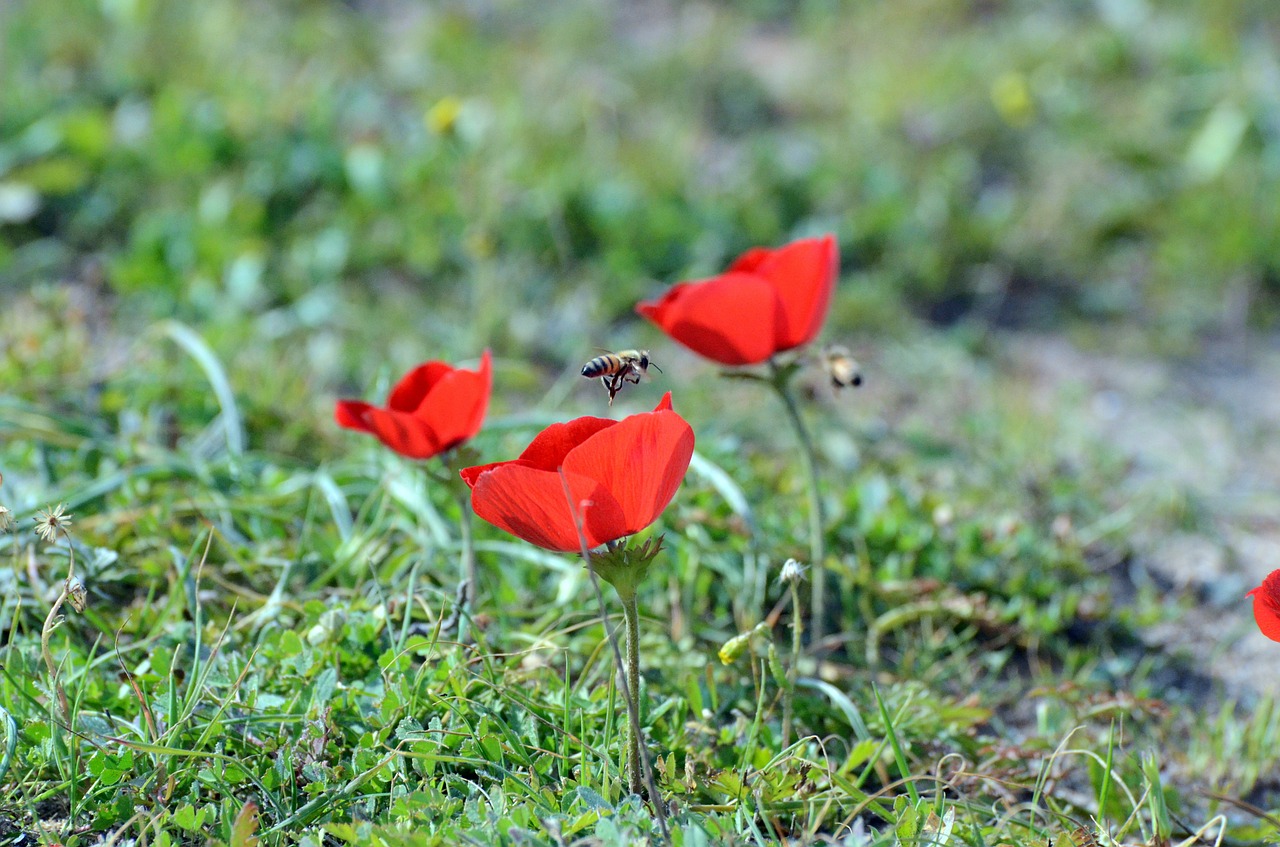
(1247, 569, 1280, 642)
(460, 392, 695, 552)
(635, 234, 838, 366)
(335, 351, 492, 460)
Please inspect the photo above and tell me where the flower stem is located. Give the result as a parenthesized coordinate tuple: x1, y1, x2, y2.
(768, 360, 827, 651)
(620, 592, 644, 797)
(40, 542, 77, 722)
(456, 492, 477, 643)
(434, 454, 479, 642)
(557, 471, 667, 831)
(782, 577, 802, 747)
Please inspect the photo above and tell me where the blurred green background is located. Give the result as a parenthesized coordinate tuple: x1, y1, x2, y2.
(5, 0, 1279, 435)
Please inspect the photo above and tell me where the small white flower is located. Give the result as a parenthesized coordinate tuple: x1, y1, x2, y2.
(35, 504, 72, 542)
(0, 505, 13, 533)
(779, 558, 809, 585)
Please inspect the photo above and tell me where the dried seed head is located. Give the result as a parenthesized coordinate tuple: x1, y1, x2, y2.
(66, 577, 88, 613)
(779, 558, 809, 585)
(35, 504, 73, 542)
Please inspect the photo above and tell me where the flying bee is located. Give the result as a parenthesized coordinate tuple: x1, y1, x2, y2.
(822, 344, 862, 389)
(581, 349, 661, 405)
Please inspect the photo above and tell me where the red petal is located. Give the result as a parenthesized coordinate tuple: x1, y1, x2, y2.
(344, 406, 444, 459)
(335, 400, 377, 434)
(469, 464, 628, 552)
(460, 459, 513, 489)
(563, 402, 695, 537)
(727, 246, 773, 275)
(755, 235, 837, 350)
(636, 273, 784, 366)
(653, 392, 673, 412)
(516, 416, 617, 470)
(413, 350, 492, 451)
(1250, 588, 1280, 642)
(1262, 568, 1280, 602)
(387, 362, 455, 413)
(1249, 569, 1280, 642)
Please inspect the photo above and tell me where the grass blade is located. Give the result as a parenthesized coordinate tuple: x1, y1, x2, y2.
(158, 320, 245, 458)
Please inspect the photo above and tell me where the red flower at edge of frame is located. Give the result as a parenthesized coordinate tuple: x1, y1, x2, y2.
(1247, 569, 1280, 642)
(335, 351, 492, 460)
(460, 392, 695, 553)
(635, 234, 838, 366)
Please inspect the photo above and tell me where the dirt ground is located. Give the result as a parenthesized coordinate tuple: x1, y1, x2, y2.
(810, 325, 1280, 704)
(1000, 331, 1280, 702)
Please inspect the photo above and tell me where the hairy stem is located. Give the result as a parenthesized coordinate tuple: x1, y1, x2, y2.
(557, 471, 668, 836)
(782, 578, 802, 747)
(432, 454, 479, 642)
(40, 544, 76, 721)
(456, 492, 477, 643)
(621, 593, 644, 797)
(769, 360, 826, 650)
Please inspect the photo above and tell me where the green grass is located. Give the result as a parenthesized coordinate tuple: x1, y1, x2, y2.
(3, 0, 1280, 844)
(3, 300, 1274, 844)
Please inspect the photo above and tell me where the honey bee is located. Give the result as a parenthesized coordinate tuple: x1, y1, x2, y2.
(581, 349, 661, 405)
(822, 344, 862, 389)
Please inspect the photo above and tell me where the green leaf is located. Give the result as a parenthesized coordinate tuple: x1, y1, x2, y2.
(172, 804, 203, 831)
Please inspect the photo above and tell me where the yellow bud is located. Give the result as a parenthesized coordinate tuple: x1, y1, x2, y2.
(718, 630, 754, 665)
(991, 72, 1033, 127)
(426, 96, 464, 136)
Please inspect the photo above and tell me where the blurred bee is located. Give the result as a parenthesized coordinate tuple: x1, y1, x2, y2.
(581, 349, 661, 405)
(822, 344, 862, 389)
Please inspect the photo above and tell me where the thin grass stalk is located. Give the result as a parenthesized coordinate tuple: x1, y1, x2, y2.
(398, 556, 421, 649)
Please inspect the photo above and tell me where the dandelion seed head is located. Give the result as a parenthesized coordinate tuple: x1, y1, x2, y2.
(35, 504, 72, 542)
(779, 558, 809, 585)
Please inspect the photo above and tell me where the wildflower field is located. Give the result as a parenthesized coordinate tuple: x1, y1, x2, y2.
(4, 1, 1280, 844)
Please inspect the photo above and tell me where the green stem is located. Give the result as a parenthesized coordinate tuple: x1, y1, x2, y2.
(456, 493, 477, 643)
(561, 470, 665, 824)
(433, 454, 479, 642)
(620, 593, 644, 797)
(40, 537, 77, 722)
(768, 360, 826, 651)
(782, 578, 802, 747)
